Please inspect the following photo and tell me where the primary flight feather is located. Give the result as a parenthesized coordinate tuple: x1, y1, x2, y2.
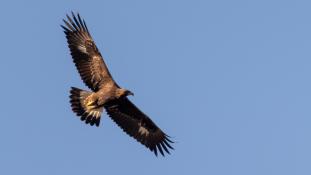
(61, 12, 173, 156)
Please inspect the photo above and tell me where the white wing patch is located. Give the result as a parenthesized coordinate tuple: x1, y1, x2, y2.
(78, 45, 87, 54)
(138, 125, 150, 136)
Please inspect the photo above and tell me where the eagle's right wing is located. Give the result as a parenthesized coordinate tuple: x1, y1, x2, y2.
(105, 98, 174, 156)
(62, 12, 115, 91)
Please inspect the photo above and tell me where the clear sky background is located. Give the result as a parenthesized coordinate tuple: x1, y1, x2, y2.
(0, 0, 310, 174)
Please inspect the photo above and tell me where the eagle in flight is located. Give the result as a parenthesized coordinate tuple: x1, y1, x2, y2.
(61, 12, 173, 156)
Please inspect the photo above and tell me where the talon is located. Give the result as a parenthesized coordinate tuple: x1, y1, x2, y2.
(86, 101, 93, 106)
(86, 101, 96, 109)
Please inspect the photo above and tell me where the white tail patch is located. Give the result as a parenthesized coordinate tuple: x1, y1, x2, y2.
(86, 106, 103, 119)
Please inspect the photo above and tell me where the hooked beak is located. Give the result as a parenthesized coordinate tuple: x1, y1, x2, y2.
(128, 91, 134, 96)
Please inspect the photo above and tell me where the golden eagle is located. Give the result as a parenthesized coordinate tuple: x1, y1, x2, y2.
(61, 12, 173, 156)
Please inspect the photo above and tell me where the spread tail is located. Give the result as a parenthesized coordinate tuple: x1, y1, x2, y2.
(69, 87, 103, 127)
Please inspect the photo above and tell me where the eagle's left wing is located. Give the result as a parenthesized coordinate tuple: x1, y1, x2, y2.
(61, 12, 115, 92)
(104, 98, 174, 156)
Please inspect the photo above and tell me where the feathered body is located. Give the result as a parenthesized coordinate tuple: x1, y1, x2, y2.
(62, 12, 173, 156)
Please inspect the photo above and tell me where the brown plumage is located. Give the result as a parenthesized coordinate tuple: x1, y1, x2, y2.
(62, 12, 173, 156)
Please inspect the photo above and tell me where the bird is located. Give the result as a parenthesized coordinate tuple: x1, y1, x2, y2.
(61, 12, 173, 156)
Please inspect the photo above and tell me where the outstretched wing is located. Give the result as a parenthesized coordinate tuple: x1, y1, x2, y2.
(105, 98, 174, 156)
(62, 12, 114, 91)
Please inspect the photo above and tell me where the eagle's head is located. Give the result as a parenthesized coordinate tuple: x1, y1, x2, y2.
(117, 88, 134, 98)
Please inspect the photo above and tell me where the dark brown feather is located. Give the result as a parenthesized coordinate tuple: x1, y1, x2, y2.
(62, 13, 115, 91)
(105, 98, 174, 156)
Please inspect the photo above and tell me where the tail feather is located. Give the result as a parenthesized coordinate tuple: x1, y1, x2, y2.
(69, 87, 103, 127)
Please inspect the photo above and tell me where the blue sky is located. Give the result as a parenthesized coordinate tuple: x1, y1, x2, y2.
(0, 0, 310, 174)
